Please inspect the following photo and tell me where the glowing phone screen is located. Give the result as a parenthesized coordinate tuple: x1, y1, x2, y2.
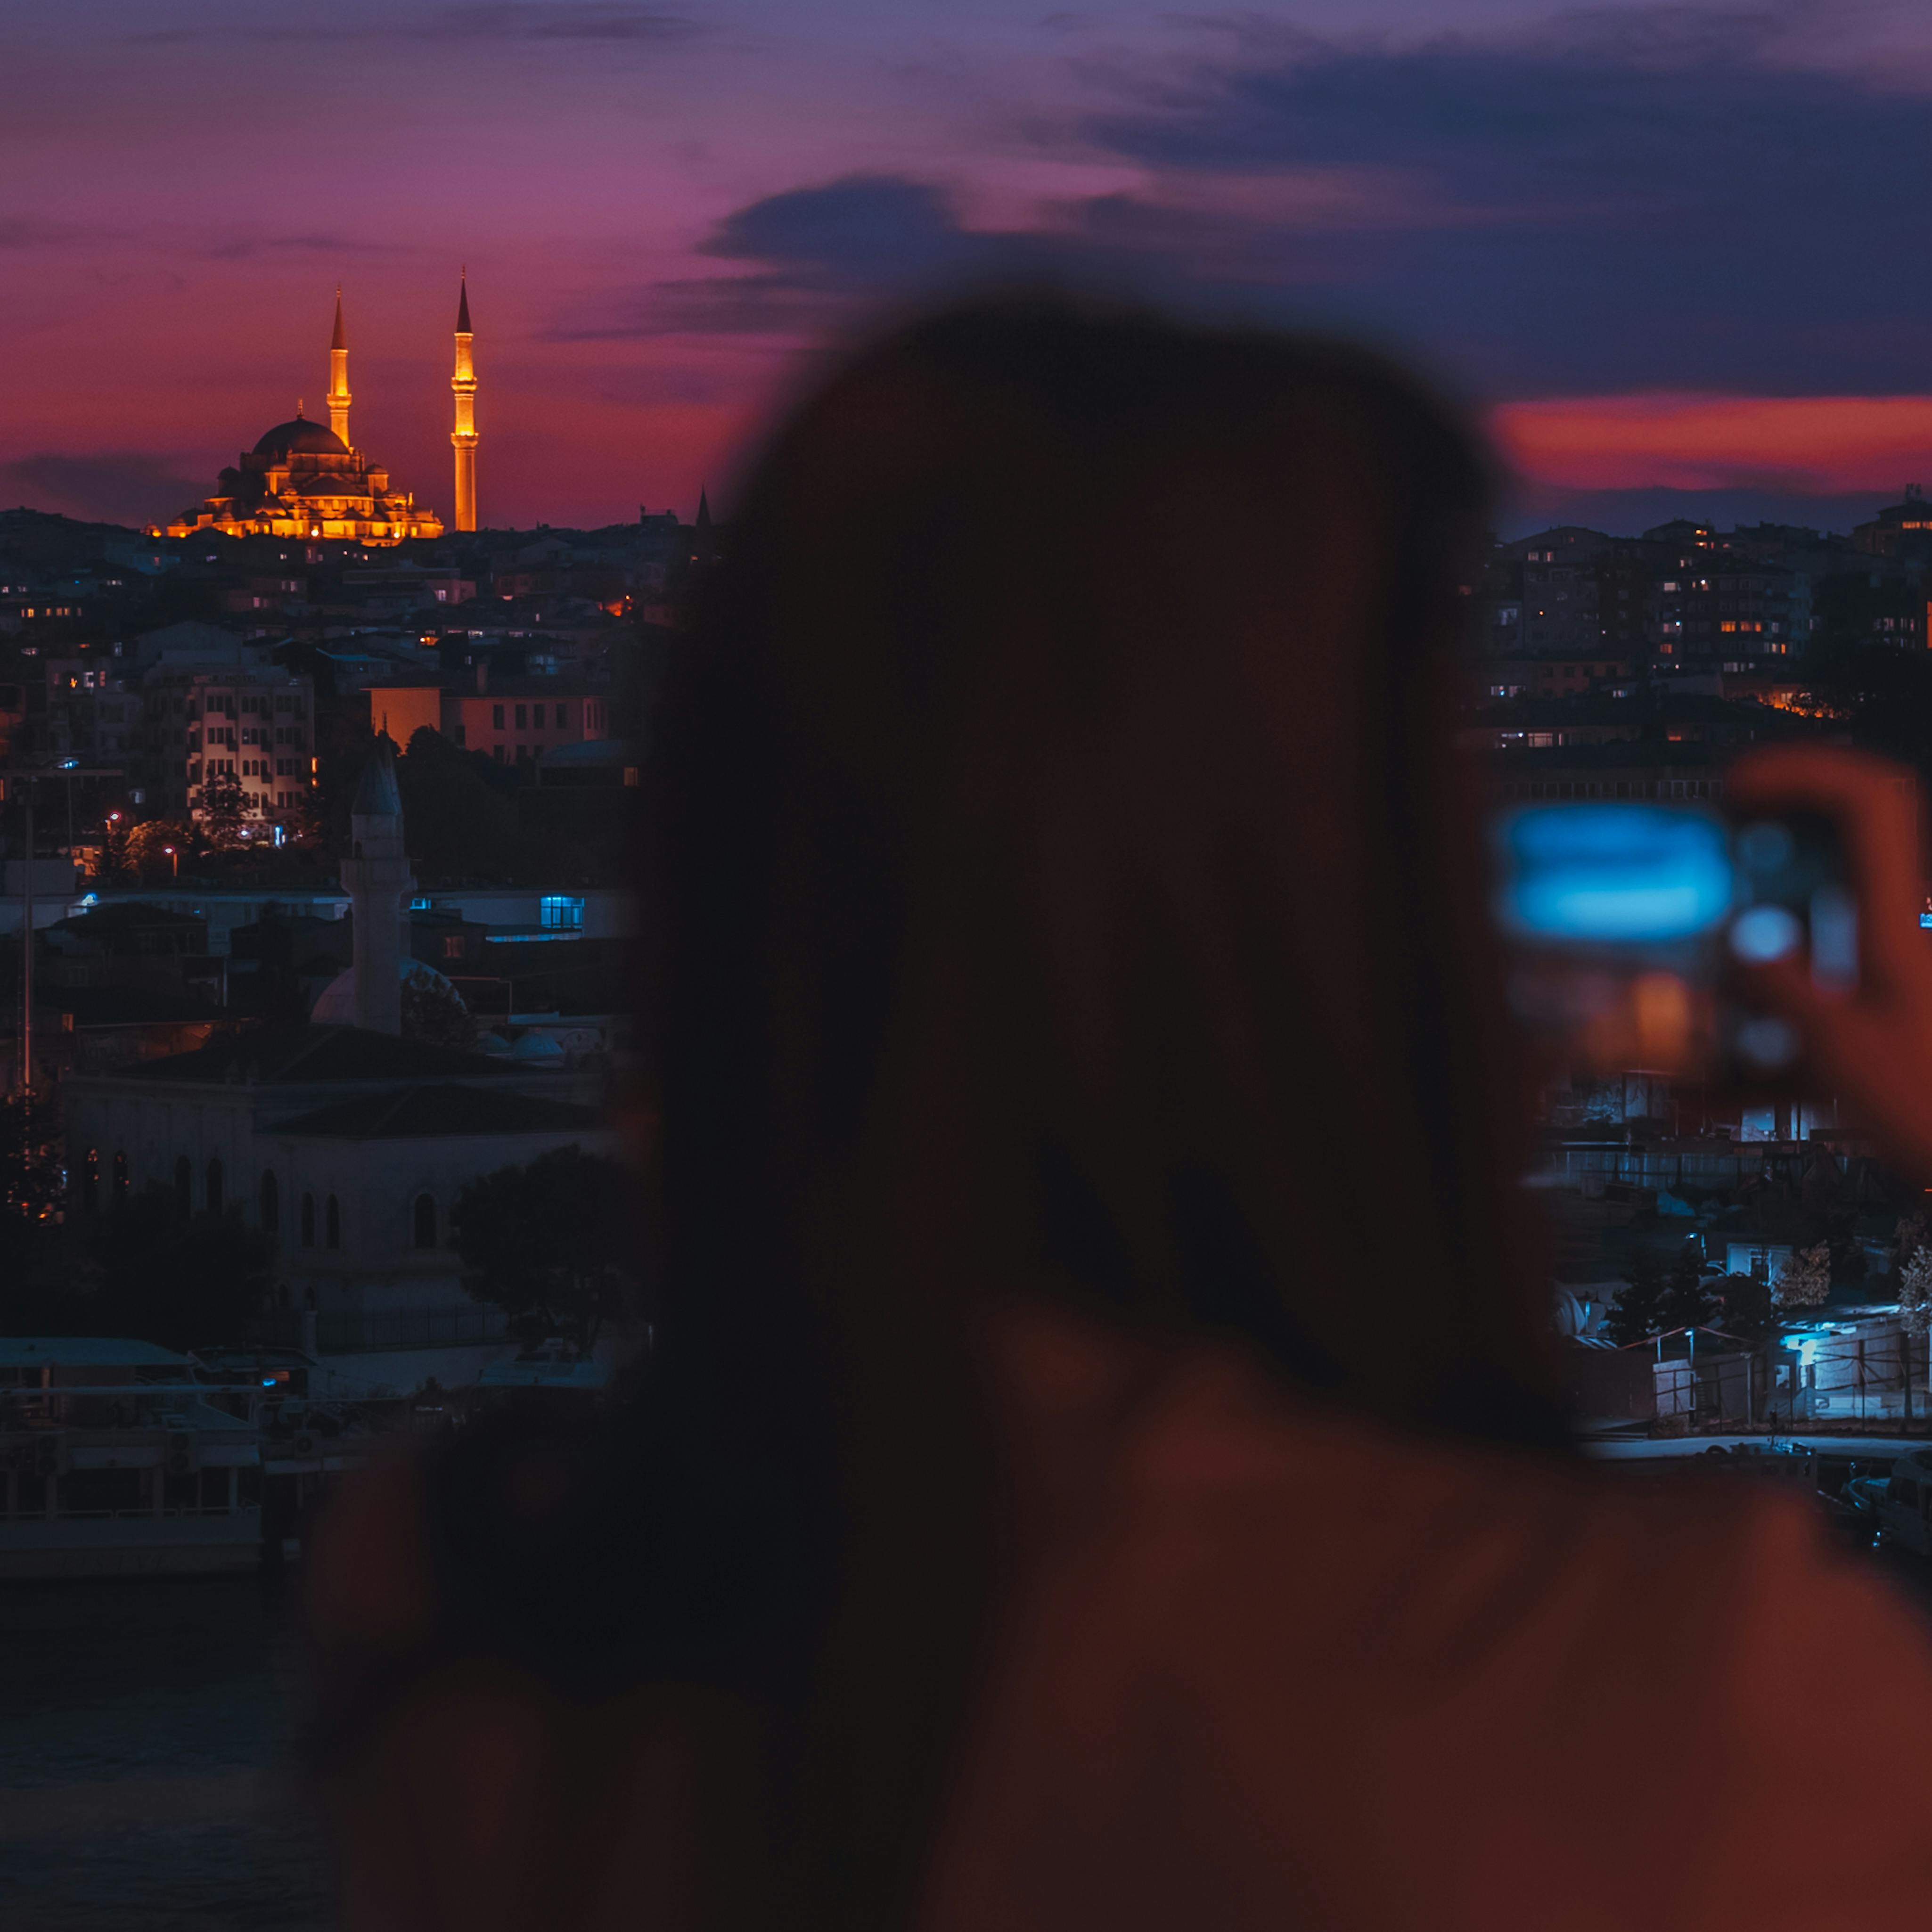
(1493, 804, 1734, 946)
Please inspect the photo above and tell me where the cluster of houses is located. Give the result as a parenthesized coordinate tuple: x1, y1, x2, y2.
(23, 744, 631, 1373)
(1547, 1110, 1925, 1434)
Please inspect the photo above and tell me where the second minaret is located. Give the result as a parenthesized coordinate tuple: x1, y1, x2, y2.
(327, 287, 351, 446)
(451, 270, 477, 532)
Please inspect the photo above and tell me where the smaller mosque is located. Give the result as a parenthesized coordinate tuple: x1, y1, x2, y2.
(58, 738, 610, 1336)
(163, 288, 459, 545)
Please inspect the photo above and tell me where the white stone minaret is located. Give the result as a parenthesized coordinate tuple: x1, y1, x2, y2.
(451, 270, 478, 532)
(340, 739, 414, 1035)
(327, 288, 352, 447)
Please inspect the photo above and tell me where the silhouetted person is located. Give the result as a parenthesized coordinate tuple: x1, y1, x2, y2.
(309, 295, 1932, 1932)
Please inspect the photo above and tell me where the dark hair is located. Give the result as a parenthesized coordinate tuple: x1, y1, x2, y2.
(644, 293, 1563, 1928)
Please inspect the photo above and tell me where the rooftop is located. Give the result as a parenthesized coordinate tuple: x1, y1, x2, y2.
(272, 1082, 601, 1139)
(0, 1338, 191, 1369)
(119, 1022, 509, 1086)
(50, 901, 207, 936)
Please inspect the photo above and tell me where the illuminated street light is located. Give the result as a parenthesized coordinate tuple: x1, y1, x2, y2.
(163, 846, 178, 878)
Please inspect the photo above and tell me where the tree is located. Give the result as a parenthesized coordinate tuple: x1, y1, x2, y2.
(0, 1089, 70, 1332)
(1775, 1241, 1833, 1315)
(124, 818, 196, 883)
(1897, 1245, 1932, 1425)
(0, 1088, 64, 1226)
(395, 726, 528, 883)
(1712, 1272, 1774, 1346)
(309, 712, 374, 863)
(1658, 1247, 1718, 1335)
(450, 1147, 639, 1347)
(1604, 1256, 1670, 1348)
(84, 1186, 274, 1350)
(1893, 1212, 1927, 1282)
(201, 771, 248, 850)
(401, 963, 476, 1050)
(1900, 1245, 1932, 1339)
(94, 815, 130, 883)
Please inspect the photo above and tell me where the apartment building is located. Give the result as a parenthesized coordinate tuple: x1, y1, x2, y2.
(133, 661, 317, 824)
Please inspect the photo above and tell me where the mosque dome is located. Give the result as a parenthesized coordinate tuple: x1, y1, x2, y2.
(252, 415, 348, 458)
(156, 288, 451, 545)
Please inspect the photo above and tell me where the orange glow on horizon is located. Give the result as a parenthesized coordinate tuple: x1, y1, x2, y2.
(1491, 392, 1932, 494)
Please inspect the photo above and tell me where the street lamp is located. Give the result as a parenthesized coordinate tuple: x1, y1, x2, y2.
(163, 846, 177, 878)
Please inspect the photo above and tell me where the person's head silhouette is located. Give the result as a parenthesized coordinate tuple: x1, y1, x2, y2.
(649, 292, 1557, 1927)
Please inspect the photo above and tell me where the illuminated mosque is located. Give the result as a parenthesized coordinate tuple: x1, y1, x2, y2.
(162, 276, 479, 545)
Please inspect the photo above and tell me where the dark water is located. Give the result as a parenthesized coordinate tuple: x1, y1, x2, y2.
(0, 1576, 334, 1932)
(2, 1514, 1930, 1932)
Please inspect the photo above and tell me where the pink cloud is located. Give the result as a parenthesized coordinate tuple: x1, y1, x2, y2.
(1491, 392, 1932, 493)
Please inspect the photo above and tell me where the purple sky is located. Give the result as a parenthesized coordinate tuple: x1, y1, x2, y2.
(9, 0, 1932, 534)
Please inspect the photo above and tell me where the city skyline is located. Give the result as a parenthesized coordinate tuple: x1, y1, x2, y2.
(13, 0, 1932, 534)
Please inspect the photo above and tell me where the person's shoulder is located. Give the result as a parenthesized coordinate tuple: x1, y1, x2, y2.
(981, 1317, 1932, 1924)
(1168, 1356, 1932, 1696)
(1116, 1342, 1575, 1532)
(994, 1309, 1924, 1681)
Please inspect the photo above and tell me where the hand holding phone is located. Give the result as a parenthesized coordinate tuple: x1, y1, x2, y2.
(1726, 747, 1932, 1184)
(1490, 793, 1852, 1080)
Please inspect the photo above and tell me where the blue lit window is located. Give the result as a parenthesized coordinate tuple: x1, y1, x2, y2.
(540, 894, 584, 930)
(410, 896, 432, 911)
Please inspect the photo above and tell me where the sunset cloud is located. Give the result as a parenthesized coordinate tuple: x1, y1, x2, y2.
(19, 1, 1932, 530)
(1492, 393, 1932, 494)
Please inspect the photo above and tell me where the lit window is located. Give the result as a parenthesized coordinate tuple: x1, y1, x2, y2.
(540, 894, 585, 930)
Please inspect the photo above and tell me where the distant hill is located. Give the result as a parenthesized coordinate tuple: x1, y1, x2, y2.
(0, 506, 147, 571)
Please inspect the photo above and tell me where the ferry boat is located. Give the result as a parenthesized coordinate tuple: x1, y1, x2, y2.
(0, 1339, 263, 1579)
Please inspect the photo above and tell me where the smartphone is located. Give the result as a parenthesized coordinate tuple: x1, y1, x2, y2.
(1490, 801, 1854, 1077)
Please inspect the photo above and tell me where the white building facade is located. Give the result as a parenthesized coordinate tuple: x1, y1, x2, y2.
(63, 1028, 613, 1328)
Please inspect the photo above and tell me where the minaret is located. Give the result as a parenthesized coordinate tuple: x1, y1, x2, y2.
(340, 739, 415, 1036)
(451, 270, 478, 532)
(327, 287, 351, 446)
(693, 485, 715, 566)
